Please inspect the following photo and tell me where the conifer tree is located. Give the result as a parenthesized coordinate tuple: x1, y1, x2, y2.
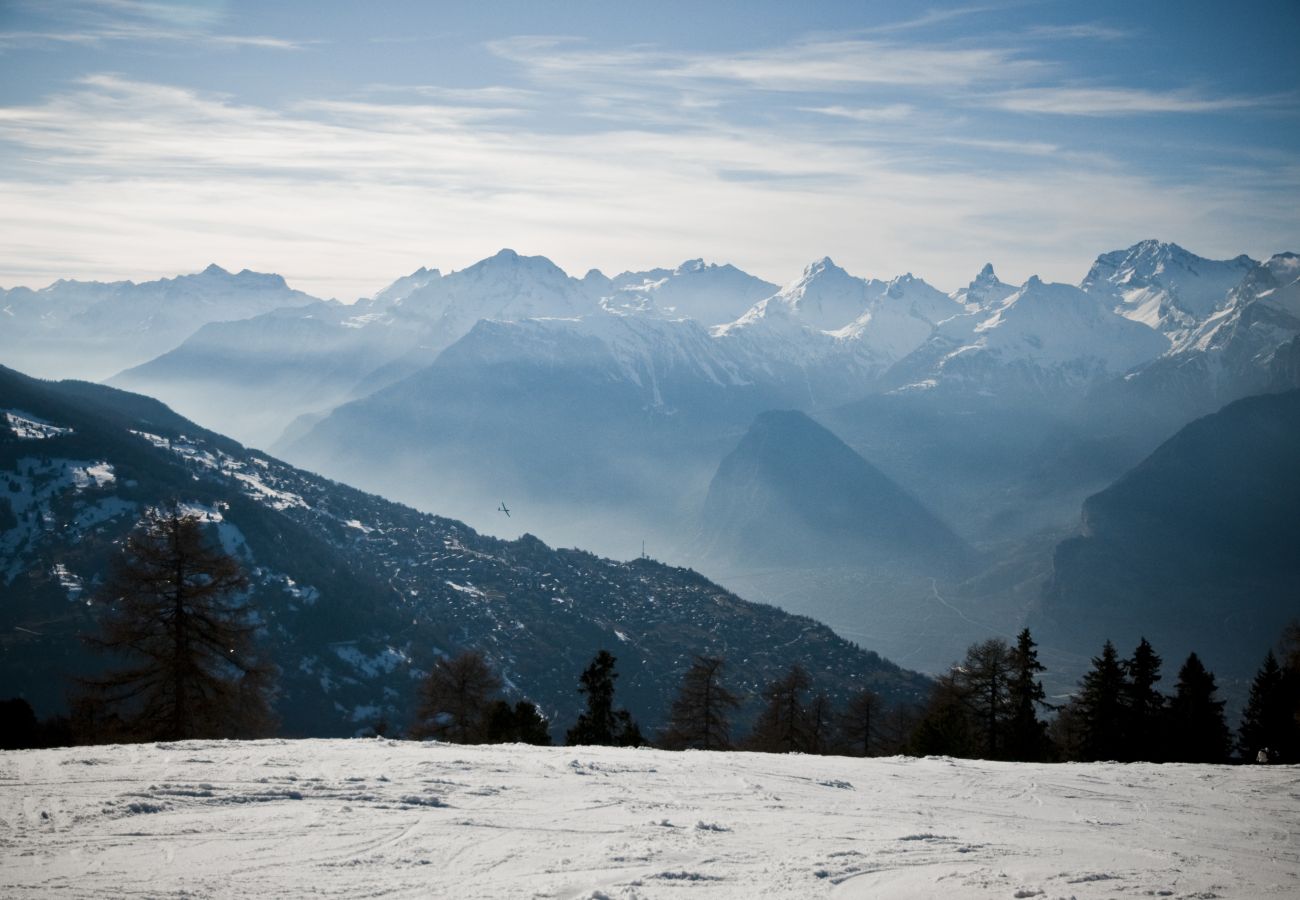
(909, 670, 976, 757)
(411, 649, 502, 742)
(959, 638, 1013, 759)
(658, 655, 740, 751)
(1167, 652, 1230, 763)
(565, 650, 643, 747)
(1075, 640, 1127, 761)
(747, 664, 812, 753)
(1006, 628, 1050, 761)
(836, 688, 882, 757)
(1238, 651, 1295, 762)
(484, 699, 552, 745)
(78, 507, 276, 742)
(806, 693, 834, 755)
(1123, 637, 1166, 762)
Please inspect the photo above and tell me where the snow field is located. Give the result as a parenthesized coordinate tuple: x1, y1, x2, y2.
(2, 740, 1297, 898)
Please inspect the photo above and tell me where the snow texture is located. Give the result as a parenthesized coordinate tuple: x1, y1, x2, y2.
(2, 740, 1295, 899)
(3, 409, 73, 440)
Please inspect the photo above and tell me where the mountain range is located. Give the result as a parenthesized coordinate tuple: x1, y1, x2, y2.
(0, 365, 927, 735)
(4, 238, 1299, 709)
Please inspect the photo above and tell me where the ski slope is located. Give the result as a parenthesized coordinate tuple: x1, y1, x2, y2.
(1, 739, 1296, 898)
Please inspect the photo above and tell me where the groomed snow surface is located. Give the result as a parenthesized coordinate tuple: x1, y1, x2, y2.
(2, 741, 1296, 899)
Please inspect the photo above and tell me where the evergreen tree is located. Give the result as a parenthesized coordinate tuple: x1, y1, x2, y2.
(484, 700, 552, 745)
(959, 638, 1013, 759)
(77, 507, 275, 742)
(806, 693, 834, 755)
(747, 664, 812, 753)
(658, 655, 740, 751)
(1123, 637, 1166, 762)
(565, 650, 643, 747)
(1168, 653, 1230, 763)
(0, 698, 37, 750)
(909, 670, 976, 757)
(836, 688, 882, 757)
(1075, 640, 1127, 761)
(1238, 651, 1296, 762)
(411, 649, 502, 743)
(1006, 628, 1050, 762)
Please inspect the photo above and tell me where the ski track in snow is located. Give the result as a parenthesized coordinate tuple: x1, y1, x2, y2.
(1, 741, 1296, 898)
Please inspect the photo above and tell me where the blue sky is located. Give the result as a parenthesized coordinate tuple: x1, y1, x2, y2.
(1, 0, 1297, 299)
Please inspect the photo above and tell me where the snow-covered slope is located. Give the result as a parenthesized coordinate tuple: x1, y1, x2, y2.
(601, 258, 777, 324)
(0, 265, 319, 381)
(1083, 253, 1300, 444)
(714, 259, 965, 394)
(1081, 239, 1257, 338)
(4, 740, 1294, 899)
(109, 250, 603, 447)
(888, 276, 1169, 399)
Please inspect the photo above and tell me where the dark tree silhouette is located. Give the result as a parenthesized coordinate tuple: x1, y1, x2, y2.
(1123, 637, 1166, 762)
(959, 638, 1013, 759)
(1238, 650, 1296, 763)
(1006, 628, 1050, 762)
(78, 507, 275, 742)
(0, 698, 37, 750)
(806, 692, 834, 755)
(484, 700, 552, 745)
(411, 649, 503, 743)
(836, 688, 882, 757)
(1168, 652, 1230, 763)
(1075, 640, 1127, 761)
(909, 670, 975, 757)
(747, 664, 813, 753)
(658, 655, 740, 751)
(565, 650, 643, 746)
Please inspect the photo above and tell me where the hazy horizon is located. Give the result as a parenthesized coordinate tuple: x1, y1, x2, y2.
(2, 0, 1297, 300)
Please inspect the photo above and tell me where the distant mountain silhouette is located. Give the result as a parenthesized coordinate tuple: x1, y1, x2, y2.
(696, 410, 973, 574)
(1036, 389, 1300, 687)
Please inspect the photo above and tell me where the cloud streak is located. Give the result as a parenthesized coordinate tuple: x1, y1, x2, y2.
(0, 71, 1294, 301)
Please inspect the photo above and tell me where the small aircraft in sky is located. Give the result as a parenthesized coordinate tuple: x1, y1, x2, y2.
(498, 501, 511, 517)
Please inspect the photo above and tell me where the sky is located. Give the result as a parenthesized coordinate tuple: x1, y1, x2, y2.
(1, 0, 1297, 300)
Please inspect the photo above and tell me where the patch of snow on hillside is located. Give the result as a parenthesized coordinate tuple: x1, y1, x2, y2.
(51, 562, 86, 603)
(4, 410, 73, 439)
(283, 577, 320, 607)
(332, 644, 409, 677)
(230, 470, 307, 510)
(73, 496, 136, 529)
(446, 580, 486, 598)
(71, 462, 115, 489)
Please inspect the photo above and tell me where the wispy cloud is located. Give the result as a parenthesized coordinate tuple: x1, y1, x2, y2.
(0, 0, 311, 52)
(1023, 23, 1133, 41)
(0, 72, 1293, 299)
(490, 36, 1044, 92)
(802, 104, 916, 123)
(991, 86, 1281, 116)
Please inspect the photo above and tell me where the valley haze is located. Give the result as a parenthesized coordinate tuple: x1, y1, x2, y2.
(2, 2, 1299, 898)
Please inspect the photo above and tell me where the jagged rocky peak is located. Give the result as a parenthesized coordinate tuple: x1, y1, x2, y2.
(952, 262, 1016, 311)
(1081, 239, 1259, 334)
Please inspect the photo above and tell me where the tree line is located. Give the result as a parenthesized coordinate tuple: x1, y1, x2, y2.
(3, 508, 1297, 764)
(909, 631, 1299, 764)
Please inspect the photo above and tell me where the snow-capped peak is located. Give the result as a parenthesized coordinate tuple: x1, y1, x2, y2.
(372, 266, 442, 305)
(767, 257, 872, 331)
(1081, 240, 1258, 336)
(951, 263, 1016, 312)
(598, 258, 777, 325)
